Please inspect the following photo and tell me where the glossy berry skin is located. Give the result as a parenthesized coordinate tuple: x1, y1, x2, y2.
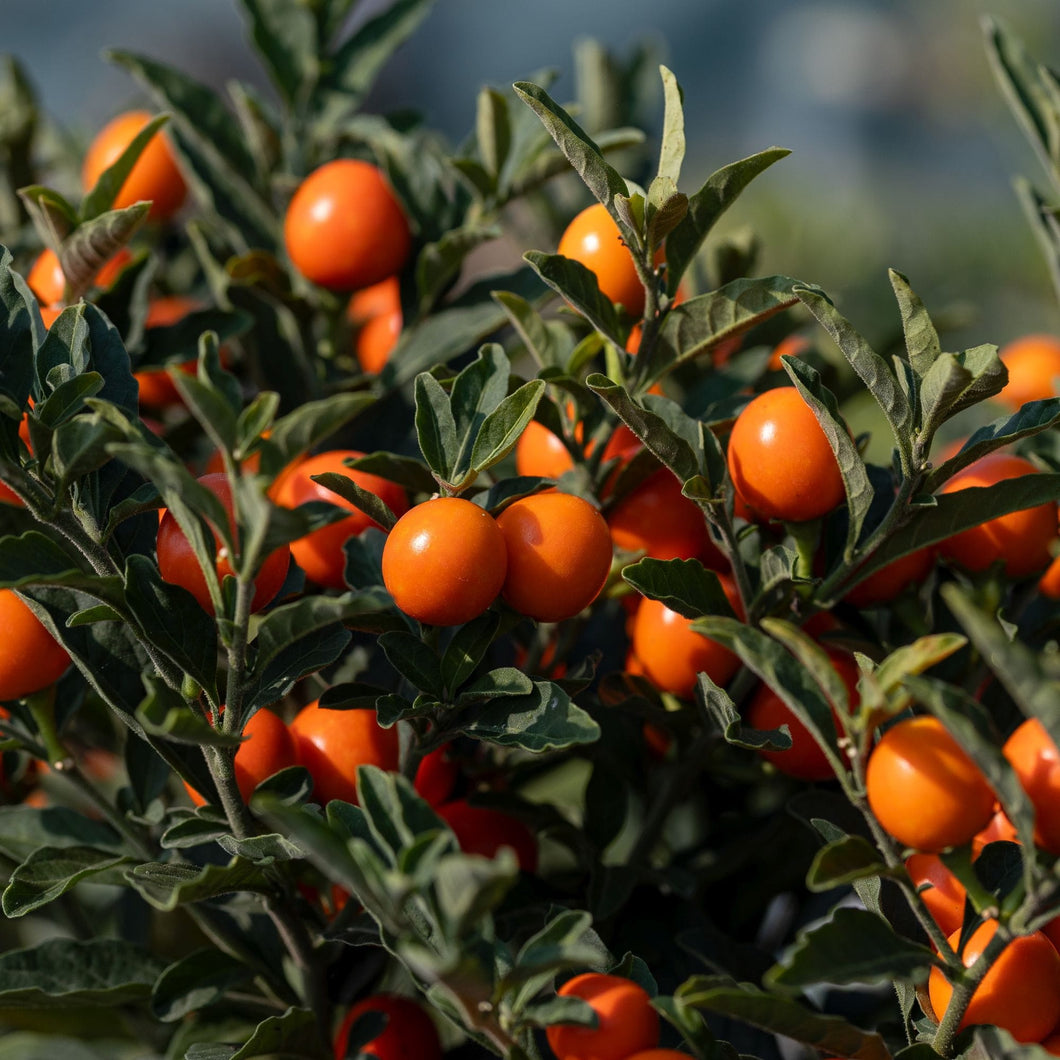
(382, 497, 507, 627)
(608, 467, 726, 568)
(276, 450, 409, 590)
(843, 546, 936, 608)
(0, 590, 71, 702)
(135, 295, 205, 409)
(865, 716, 995, 852)
(348, 276, 403, 374)
(496, 492, 612, 622)
(289, 701, 399, 807)
(928, 920, 1060, 1043)
(726, 387, 845, 523)
(156, 473, 291, 616)
(1003, 718, 1060, 855)
(413, 744, 459, 807)
(558, 203, 654, 317)
(996, 333, 1060, 409)
(905, 853, 965, 937)
(746, 649, 860, 781)
(436, 799, 538, 873)
(631, 578, 742, 699)
(81, 110, 187, 221)
(284, 159, 411, 291)
(333, 994, 442, 1060)
(185, 708, 296, 806)
(938, 453, 1058, 580)
(546, 972, 660, 1060)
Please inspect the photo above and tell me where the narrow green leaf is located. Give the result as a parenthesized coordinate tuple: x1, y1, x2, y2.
(889, 268, 941, 378)
(513, 81, 629, 216)
(795, 284, 914, 468)
(151, 950, 251, 1023)
(135, 678, 236, 747)
(806, 836, 889, 893)
(310, 470, 400, 532)
(655, 65, 685, 191)
(240, 0, 315, 105)
(477, 86, 511, 180)
(378, 631, 444, 700)
(664, 147, 790, 293)
(126, 858, 270, 911)
(492, 290, 559, 369)
(415, 224, 500, 313)
(229, 1006, 324, 1060)
(414, 371, 457, 482)
(470, 379, 545, 475)
(525, 249, 623, 339)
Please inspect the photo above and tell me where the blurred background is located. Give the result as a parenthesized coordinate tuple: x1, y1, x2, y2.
(6, 0, 1060, 353)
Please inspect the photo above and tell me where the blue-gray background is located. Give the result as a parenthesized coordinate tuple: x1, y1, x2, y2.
(8, 0, 1060, 349)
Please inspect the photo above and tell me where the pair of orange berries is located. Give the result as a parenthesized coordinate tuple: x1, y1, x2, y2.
(381, 492, 613, 628)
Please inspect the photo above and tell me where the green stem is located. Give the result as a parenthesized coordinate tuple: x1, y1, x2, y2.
(24, 686, 70, 769)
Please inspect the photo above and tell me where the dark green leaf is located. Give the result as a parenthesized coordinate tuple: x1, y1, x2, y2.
(477, 86, 511, 180)
(678, 974, 892, 1060)
(469, 379, 545, 475)
(151, 950, 251, 1023)
(135, 677, 237, 747)
(440, 611, 499, 694)
(525, 250, 623, 340)
(766, 907, 933, 991)
(460, 680, 599, 751)
(492, 290, 559, 369)
(228, 1006, 324, 1060)
(513, 81, 629, 216)
(414, 371, 456, 482)
(890, 269, 941, 378)
(415, 224, 500, 313)
(806, 836, 889, 893)
(0, 806, 123, 864)
(2, 846, 137, 917)
(61, 205, 150, 302)
(310, 470, 400, 532)
(664, 148, 790, 293)
(378, 630, 444, 700)
(240, 0, 315, 106)
(125, 858, 270, 911)
(622, 558, 737, 620)
(0, 938, 167, 1008)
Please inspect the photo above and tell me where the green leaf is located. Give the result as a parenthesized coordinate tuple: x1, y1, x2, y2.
(382, 266, 542, 388)
(311, 0, 435, 126)
(942, 583, 1060, 731)
(795, 284, 914, 469)
(589, 377, 710, 487)
(783, 356, 874, 552)
(983, 15, 1060, 194)
(889, 268, 941, 378)
(60, 205, 151, 302)
(923, 400, 1060, 491)
(378, 631, 444, 700)
(0, 938, 167, 1008)
(243, 595, 354, 715)
(653, 275, 804, 378)
(106, 50, 277, 250)
(135, 677, 237, 747)
(125, 858, 271, 912)
(151, 950, 251, 1023)
(918, 345, 1008, 446)
(492, 290, 560, 369)
(2, 846, 137, 917)
(17, 185, 78, 251)
(513, 81, 629, 217)
(806, 836, 889, 893)
(240, 0, 315, 106)
(655, 66, 685, 194)
(524, 250, 623, 340)
(678, 974, 892, 1060)
(260, 393, 372, 473)
(477, 86, 511, 180)
(440, 611, 499, 694)
(414, 371, 457, 482)
(0, 806, 123, 864)
(124, 554, 218, 699)
(459, 680, 599, 751)
(346, 451, 437, 496)
(622, 558, 737, 620)
(664, 147, 790, 293)
(766, 907, 933, 992)
(469, 379, 545, 476)
(416, 224, 500, 314)
(310, 470, 400, 532)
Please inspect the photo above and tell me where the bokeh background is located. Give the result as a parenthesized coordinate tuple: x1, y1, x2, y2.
(7, 0, 1060, 353)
